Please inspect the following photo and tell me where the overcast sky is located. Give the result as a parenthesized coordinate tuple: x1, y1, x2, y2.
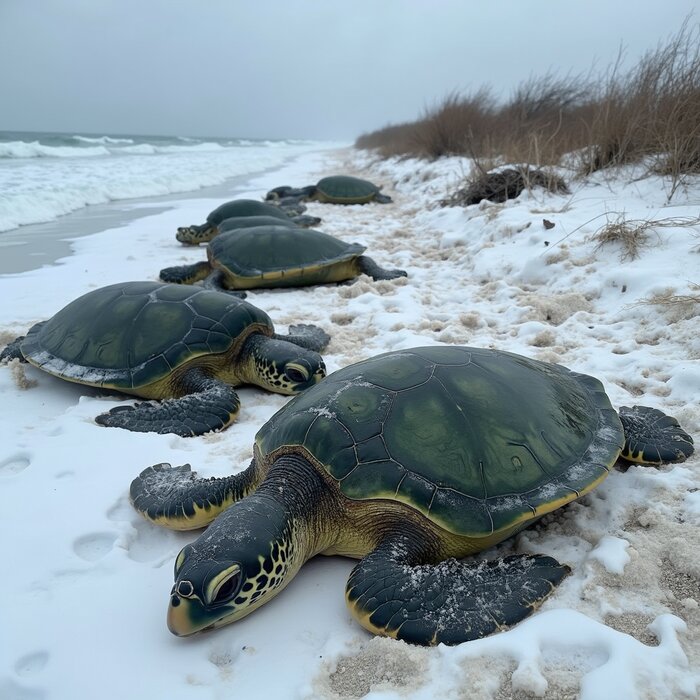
(0, 1, 697, 140)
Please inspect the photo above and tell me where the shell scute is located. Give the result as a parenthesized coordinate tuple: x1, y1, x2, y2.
(340, 460, 405, 499)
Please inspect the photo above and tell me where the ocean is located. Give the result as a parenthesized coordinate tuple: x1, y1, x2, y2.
(0, 130, 331, 233)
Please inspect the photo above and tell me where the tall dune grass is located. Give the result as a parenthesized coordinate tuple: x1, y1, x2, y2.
(356, 21, 700, 186)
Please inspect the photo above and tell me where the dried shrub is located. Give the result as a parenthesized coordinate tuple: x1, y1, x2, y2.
(579, 20, 700, 180)
(440, 166, 569, 207)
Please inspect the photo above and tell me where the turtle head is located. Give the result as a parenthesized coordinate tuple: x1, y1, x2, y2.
(167, 496, 300, 636)
(176, 224, 216, 245)
(241, 335, 325, 395)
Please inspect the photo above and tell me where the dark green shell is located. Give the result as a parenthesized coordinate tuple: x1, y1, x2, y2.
(316, 176, 380, 201)
(20, 282, 273, 390)
(206, 200, 292, 226)
(255, 346, 625, 537)
(218, 215, 298, 234)
(208, 227, 365, 277)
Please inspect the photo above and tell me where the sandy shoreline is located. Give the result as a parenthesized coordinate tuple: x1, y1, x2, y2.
(0, 160, 309, 275)
(1, 146, 698, 700)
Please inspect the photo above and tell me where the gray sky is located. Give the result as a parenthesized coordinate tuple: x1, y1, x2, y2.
(1, 0, 697, 140)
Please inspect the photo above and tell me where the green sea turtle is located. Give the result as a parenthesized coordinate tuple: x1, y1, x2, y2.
(217, 215, 321, 238)
(266, 175, 392, 205)
(176, 199, 319, 246)
(129, 345, 693, 644)
(0, 281, 329, 437)
(161, 226, 407, 292)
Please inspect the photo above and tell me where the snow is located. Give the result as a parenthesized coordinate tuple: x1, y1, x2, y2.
(1, 146, 699, 699)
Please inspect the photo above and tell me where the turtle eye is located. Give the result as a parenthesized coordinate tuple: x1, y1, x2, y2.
(208, 565, 242, 606)
(285, 365, 309, 383)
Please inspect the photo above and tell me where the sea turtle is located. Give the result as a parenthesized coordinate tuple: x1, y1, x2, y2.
(217, 215, 305, 235)
(176, 199, 319, 246)
(0, 281, 329, 437)
(266, 175, 392, 205)
(161, 225, 407, 292)
(129, 345, 693, 644)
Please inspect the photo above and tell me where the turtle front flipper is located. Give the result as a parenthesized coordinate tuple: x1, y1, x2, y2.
(274, 324, 331, 353)
(160, 261, 212, 285)
(130, 461, 260, 530)
(95, 369, 241, 437)
(356, 255, 407, 281)
(346, 536, 570, 646)
(619, 405, 694, 464)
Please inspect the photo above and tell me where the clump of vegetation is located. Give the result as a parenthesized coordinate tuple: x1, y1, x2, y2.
(592, 214, 700, 261)
(640, 283, 700, 307)
(356, 20, 700, 196)
(635, 283, 700, 322)
(440, 166, 569, 207)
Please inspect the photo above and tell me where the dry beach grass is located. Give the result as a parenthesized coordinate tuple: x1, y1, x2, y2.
(356, 20, 700, 200)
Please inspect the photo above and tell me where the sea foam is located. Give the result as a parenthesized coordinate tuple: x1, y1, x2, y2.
(0, 132, 331, 232)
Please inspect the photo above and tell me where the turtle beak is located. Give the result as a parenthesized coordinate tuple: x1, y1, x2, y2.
(167, 591, 235, 636)
(167, 594, 200, 636)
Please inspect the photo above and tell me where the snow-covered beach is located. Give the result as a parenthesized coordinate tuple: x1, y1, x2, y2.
(1, 143, 699, 700)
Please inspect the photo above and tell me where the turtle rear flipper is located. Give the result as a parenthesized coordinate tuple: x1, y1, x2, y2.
(1, 335, 27, 363)
(275, 323, 331, 353)
(201, 270, 247, 298)
(619, 405, 694, 464)
(346, 536, 570, 646)
(95, 370, 240, 437)
(356, 256, 407, 281)
(130, 461, 259, 530)
(1, 321, 49, 363)
(291, 214, 322, 228)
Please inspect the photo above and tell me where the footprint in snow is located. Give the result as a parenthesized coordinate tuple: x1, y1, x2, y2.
(14, 651, 49, 678)
(0, 452, 31, 477)
(72, 532, 118, 562)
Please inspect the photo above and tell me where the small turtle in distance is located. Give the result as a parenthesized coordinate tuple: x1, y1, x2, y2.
(266, 175, 392, 205)
(0, 281, 329, 437)
(176, 199, 321, 246)
(161, 225, 407, 292)
(130, 345, 693, 644)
